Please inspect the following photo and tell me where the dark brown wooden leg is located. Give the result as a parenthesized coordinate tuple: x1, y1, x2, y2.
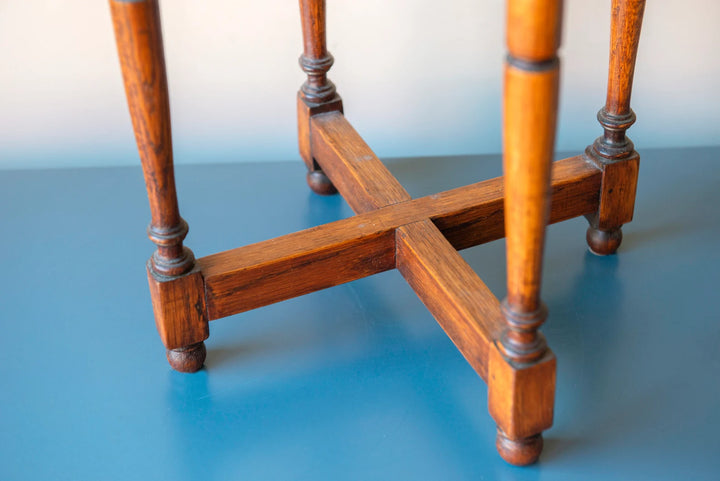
(586, 0, 646, 255)
(110, 0, 208, 372)
(488, 0, 562, 466)
(297, 0, 342, 195)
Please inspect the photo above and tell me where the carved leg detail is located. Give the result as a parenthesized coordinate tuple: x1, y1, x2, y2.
(488, 0, 562, 466)
(496, 430, 544, 467)
(586, 0, 646, 254)
(110, 0, 209, 372)
(297, 0, 342, 194)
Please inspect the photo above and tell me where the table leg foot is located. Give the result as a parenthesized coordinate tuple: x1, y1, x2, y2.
(586, 225, 623, 256)
(166, 342, 206, 373)
(495, 429, 543, 466)
(306, 169, 337, 195)
(496, 430, 543, 466)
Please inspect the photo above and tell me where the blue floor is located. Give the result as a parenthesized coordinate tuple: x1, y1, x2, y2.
(1, 146, 718, 480)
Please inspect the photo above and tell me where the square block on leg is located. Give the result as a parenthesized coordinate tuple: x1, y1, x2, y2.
(147, 264, 209, 351)
(488, 341, 556, 440)
(592, 153, 640, 229)
(297, 93, 343, 170)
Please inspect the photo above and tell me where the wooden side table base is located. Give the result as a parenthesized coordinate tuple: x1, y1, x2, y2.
(109, 0, 645, 465)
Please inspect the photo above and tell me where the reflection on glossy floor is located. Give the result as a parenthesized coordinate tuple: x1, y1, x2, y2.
(1, 146, 718, 480)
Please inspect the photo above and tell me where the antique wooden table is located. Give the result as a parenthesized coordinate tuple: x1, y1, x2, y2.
(109, 0, 645, 465)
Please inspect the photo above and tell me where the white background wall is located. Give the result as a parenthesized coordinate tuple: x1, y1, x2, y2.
(1, 0, 718, 169)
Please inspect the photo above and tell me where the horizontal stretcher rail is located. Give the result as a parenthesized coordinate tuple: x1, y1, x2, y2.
(310, 112, 412, 213)
(196, 154, 601, 321)
(397, 219, 504, 381)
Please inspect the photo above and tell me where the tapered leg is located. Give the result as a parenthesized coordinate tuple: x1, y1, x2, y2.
(297, 0, 343, 195)
(110, 0, 208, 372)
(586, 0, 646, 255)
(487, 0, 562, 466)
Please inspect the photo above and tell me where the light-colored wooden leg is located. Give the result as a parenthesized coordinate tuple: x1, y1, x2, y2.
(488, 0, 562, 466)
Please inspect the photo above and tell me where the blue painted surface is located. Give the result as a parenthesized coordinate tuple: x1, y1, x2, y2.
(0, 147, 718, 480)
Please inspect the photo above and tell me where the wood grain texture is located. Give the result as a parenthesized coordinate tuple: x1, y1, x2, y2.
(396, 220, 504, 381)
(298, 0, 327, 64)
(434, 155, 600, 250)
(197, 155, 600, 322)
(297, 93, 343, 171)
(492, 0, 562, 465)
(111, 0, 207, 372)
(311, 112, 412, 213)
(147, 266, 209, 351)
(297, 93, 314, 170)
(199, 224, 396, 321)
(606, 0, 646, 116)
(489, 343, 556, 465)
(503, 65, 559, 314)
(595, 154, 639, 228)
(427, 156, 600, 248)
(429, 156, 602, 249)
(110, 0, 193, 277)
(110, 0, 176, 230)
(488, 345, 556, 440)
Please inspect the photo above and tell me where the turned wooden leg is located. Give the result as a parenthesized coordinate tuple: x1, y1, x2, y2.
(586, 0, 646, 255)
(487, 0, 562, 466)
(297, 0, 343, 195)
(110, 0, 208, 372)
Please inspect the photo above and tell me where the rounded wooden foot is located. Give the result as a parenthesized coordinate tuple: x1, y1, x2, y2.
(306, 170, 337, 195)
(166, 342, 206, 373)
(586, 226, 623, 256)
(496, 430, 544, 466)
